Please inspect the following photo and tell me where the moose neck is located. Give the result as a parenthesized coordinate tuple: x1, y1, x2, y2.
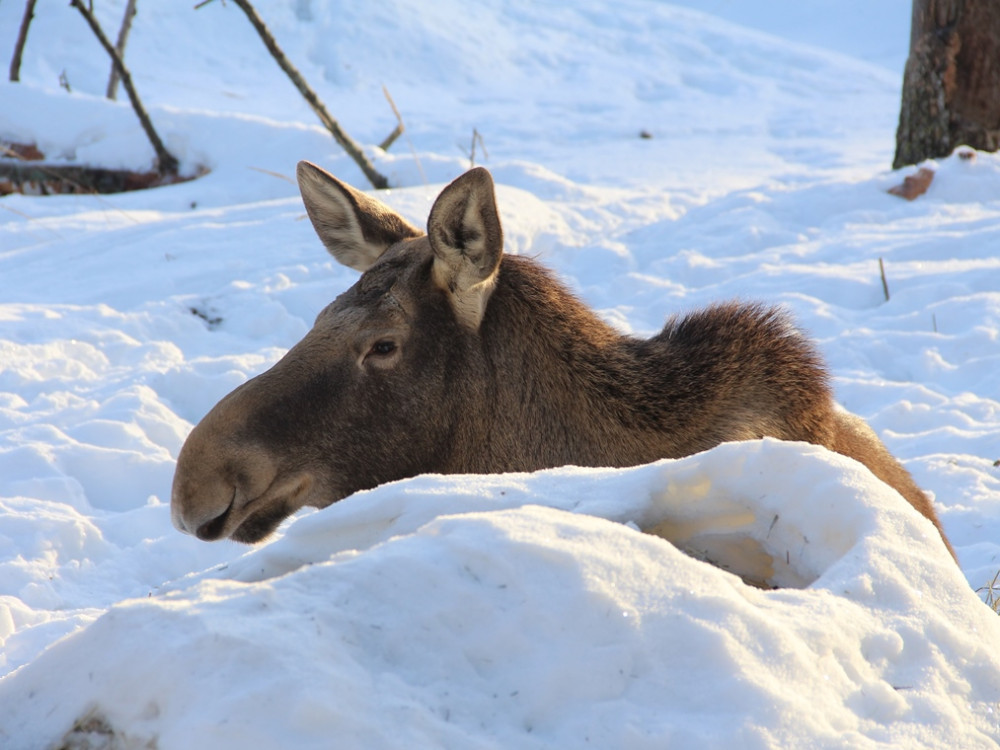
(460, 255, 668, 473)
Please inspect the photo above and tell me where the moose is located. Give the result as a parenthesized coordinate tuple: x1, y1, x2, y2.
(171, 162, 955, 562)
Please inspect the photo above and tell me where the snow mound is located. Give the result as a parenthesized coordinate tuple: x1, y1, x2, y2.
(2, 441, 994, 749)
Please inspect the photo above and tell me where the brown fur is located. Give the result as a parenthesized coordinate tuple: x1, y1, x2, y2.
(171, 163, 955, 562)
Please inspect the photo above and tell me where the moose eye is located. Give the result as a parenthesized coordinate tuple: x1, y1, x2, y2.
(368, 340, 397, 357)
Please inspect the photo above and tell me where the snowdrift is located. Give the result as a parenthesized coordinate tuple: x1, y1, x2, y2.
(3, 441, 996, 749)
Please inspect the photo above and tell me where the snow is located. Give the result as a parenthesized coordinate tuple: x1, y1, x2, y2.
(1, 0, 999, 747)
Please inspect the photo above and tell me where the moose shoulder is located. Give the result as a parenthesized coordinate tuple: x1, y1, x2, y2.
(171, 162, 955, 561)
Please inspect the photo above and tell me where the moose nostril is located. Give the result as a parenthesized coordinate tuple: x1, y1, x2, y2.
(188, 486, 238, 541)
(196, 505, 232, 541)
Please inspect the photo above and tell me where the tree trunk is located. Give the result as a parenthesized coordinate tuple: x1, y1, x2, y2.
(894, 0, 1000, 169)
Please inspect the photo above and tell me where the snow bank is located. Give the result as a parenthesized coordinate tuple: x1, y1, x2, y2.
(2, 441, 995, 749)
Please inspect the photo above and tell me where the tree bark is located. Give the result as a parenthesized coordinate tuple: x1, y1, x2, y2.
(106, 0, 139, 100)
(894, 0, 1000, 168)
(9, 0, 38, 82)
(70, 0, 178, 175)
(226, 0, 390, 190)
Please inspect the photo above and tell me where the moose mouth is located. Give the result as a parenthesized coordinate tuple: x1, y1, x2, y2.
(195, 493, 295, 544)
(228, 500, 294, 543)
(195, 474, 314, 543)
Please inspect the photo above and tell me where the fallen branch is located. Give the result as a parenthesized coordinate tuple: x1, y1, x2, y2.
(220, 0, 389, 189)
(70, 0, 179, 174)
(106, 0, 139, 100)
(9, 0, 38, 82)
(0, 160, 192, 196)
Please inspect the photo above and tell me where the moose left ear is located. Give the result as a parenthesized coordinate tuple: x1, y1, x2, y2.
(297, 161, 422, 272)
(427, 167, 504, 330)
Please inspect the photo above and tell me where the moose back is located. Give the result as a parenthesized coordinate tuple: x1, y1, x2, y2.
(171, 163, 954, 560)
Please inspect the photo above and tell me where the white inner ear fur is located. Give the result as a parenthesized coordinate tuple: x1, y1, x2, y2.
(432, 262, 498, 330)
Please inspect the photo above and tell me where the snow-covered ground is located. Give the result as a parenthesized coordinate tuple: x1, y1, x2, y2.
(1, 1, 999, 747)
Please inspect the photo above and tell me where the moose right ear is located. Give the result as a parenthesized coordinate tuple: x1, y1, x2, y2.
(427, 167, 504, 330)
(296, 161, 422, 272)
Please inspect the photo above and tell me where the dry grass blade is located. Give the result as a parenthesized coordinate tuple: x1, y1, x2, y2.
(976, 570, 1000, 614)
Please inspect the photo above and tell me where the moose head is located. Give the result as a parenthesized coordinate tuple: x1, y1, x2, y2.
(172, 163, 509, 542)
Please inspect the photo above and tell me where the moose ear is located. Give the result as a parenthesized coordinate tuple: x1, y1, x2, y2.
(296, 161, 421, 272)
(427, 167, 504, 330)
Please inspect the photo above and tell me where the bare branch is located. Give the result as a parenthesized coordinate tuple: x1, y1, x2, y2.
(9, 0, 39, 82)
(467, 128, 488, 168)
(381, 85, 426, 183)
(225, 0, 389, 189)
(378, 86, 405, 151)
(70, 0, 179, 174)
(378, 123, 404, 153)
(106, 0, 138, 100)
